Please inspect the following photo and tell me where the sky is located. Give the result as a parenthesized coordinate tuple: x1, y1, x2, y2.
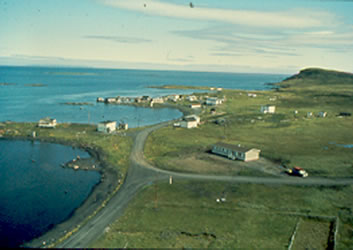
(0, 0, 353, 73)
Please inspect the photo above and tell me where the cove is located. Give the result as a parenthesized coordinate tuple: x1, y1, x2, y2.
(0, 139, 100, 247)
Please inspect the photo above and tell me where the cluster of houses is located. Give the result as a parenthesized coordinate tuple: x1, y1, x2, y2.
(97, 94, 225, 108)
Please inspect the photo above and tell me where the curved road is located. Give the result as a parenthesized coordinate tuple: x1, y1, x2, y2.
(58, 122, 353, 248)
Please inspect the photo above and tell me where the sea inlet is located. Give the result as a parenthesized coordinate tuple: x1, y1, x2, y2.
(0, 140, 100, 247)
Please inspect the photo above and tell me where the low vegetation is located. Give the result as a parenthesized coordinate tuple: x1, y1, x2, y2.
(91, 180, 353, 249)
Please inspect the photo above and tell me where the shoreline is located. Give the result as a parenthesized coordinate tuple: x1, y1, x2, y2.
(1, 135, 119, 248)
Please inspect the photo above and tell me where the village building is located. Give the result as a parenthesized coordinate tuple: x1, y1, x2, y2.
(307, 112, 313, 118)
(168, 95, 180, 102)
(212, 142, 261, 162)
(105, 97, 116, 104)
(96, 97, 105, 102)
(261, 105, 276, 114)
(180, 115, 200, 129)
(206, 97, 223, 106)
(248, 93, 257, 98)
(38, 117, 57, 128)
(97, 121, 116, 133)
(151, 97, 164, 104)
(187, 95, 198, 102)
(318, 111, 327, 118)
(190, 103, 202, 109)
(141, 96, 151, 102)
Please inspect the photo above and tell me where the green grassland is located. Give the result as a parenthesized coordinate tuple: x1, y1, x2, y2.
(92, 180, 353, 249)
(145, 68, 353, 177)
(0, 122, 132, 177)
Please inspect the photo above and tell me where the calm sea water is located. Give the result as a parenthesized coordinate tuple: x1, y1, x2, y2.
(0, 66, 287, 126)
(0, 140, 100, 247)
(0, 66, 288, 247)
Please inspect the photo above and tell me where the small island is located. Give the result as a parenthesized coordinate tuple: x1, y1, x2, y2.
(61, 102, 94, 106)
(0, 82, 16, 86)
(24, 83, 48, 87)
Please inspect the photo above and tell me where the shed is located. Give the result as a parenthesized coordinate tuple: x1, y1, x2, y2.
(97, 121, 116, 133)
(190, 103, 202, 109)
(38, 117, 57, 128)
(212, 142, 260, 162)
(261, 105, 276, 114)
(206, 97, 223, 106)
(318, 111, 327, 118)
(180, 115, 200, 129)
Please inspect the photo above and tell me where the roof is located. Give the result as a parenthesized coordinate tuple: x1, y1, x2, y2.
(99, 120, 116, 125)
(213, 142, 260, 153)
(184, 117, 197, 122)
(39, 117, 56, 123)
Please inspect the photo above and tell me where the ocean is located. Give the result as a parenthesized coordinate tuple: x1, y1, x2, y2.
(0, 66, 288, 247)
(0, 66, 288, 126)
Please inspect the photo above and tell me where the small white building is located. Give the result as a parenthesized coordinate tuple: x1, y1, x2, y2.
(97, 121, 116, 133)
(105, 97, 116, 103)
(248, 93, 257, 98)
(318, 111, 327, 118)
(38, 117, 57, 128)
(152, 97, 164, 104)
(212, 142, 261, 162)
(168, 95, 180, 102)
(190, 103, 202, 109)
(180, 117, 198, 129)
(187, 95, 198, 102)
(307, 112, 313, 118)
(206, 97, 223, 106)
(97, 97, 105, 102)
(261, 105, 276, 114)
(180, 115, 200, 129)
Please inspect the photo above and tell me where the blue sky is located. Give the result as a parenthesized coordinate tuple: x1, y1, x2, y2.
(1, 0, 353, 73)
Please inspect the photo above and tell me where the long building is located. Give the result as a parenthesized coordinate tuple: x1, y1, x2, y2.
(212, 142, 260, 162)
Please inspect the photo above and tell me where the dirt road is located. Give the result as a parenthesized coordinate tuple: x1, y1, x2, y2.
(57, 122, 353, 248)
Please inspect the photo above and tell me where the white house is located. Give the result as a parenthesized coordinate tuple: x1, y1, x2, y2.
(38, 117, 57, 128)
(152, 97, 164, 104)
(180, 115, 200, 129)
(105, 97, 116, 103)
(318, 111, 327, 118)
(261, 105, 276, 114)
(212, 142, 261, 162)
(168, 95, 180, 102)
(190, 103, 202, 109)
(206, 97, 223, 106)
(187, 95, 198, 102)
(97, 121, 116, 133)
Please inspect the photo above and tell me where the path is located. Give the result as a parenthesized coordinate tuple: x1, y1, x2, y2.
(58, 122, 353, 248)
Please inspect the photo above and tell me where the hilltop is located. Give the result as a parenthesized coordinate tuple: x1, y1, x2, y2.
(277, 68, 353, 88)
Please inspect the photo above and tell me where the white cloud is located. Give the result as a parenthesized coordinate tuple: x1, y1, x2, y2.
(100, 0, 335, 28)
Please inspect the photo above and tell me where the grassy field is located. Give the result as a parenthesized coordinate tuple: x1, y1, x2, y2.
(91, 180, 353, 249)
(145, 68, 353, 177)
